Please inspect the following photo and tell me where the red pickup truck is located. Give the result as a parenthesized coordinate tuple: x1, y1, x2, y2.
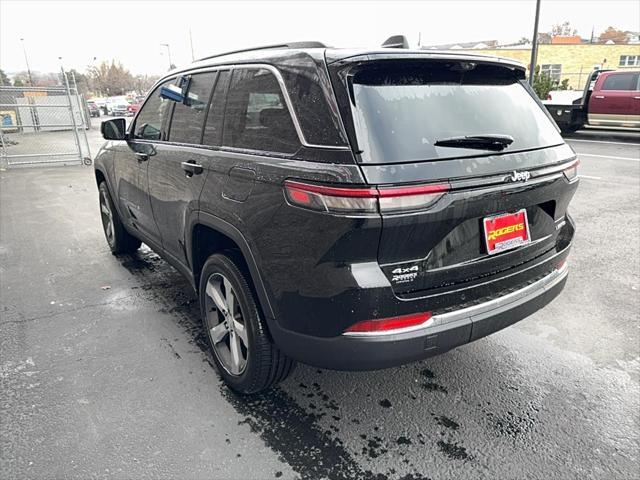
(544, 70, 640, 132)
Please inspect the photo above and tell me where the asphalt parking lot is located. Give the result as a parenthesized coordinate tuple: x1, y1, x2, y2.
(1, 129, 638, 479)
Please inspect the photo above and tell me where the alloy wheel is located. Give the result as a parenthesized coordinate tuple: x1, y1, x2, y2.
(99, 189, 115, 247)
(204, 273, 249, 375)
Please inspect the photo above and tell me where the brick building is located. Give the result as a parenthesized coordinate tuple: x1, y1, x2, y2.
(440, 44, 640, 90)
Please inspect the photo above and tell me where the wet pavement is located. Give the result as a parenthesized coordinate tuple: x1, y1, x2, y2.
(1, 130, 638, 479)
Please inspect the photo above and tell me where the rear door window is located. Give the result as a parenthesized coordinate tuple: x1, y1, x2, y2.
(350, 62, 564, 164)
(168, 72, 217, 144)
(222, 68, 300, 154)
(602, 73, 639, 91)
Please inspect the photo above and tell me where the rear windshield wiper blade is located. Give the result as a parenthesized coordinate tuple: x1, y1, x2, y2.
(434, 134, 514, 151)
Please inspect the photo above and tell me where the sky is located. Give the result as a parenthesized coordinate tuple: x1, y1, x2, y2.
(1, 0, 639, 76)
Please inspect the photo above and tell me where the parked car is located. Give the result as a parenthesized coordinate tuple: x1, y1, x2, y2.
(105, 96, 130, 116)
(92, 97, 108, 115)
(86, 101, 101, 118)
(95, 38, 578, 394)
(126, 101, 142, 116)
(544, 69, 639, 132)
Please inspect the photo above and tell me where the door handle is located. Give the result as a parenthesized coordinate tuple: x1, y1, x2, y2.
(634, 96, 640, 99)
(181, 160, 204, 177)
(135, 152, 148, 162)
(594, 95, 605, 99)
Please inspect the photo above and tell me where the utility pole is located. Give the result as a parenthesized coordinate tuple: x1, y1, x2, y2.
(20, 38, 34, 86)
(160, 43, 173, 70)
(528, 0, 542, 85)
(189, 29, 195, 61)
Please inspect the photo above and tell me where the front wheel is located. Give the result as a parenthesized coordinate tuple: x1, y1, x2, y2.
(199, 253, 295, 394)
(98, 182, 141, 254)
(560, 124, 581, 134)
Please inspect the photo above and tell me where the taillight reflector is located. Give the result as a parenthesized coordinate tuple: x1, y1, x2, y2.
(284, 180, 449, 214)
(344, 312, 433, 334)
(563, 159, 580, 182)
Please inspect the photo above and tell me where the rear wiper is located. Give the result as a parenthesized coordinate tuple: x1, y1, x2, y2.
(434, 134, 514, 151)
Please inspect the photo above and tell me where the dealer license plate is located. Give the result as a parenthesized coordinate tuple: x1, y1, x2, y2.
(483, 209, 531, 255)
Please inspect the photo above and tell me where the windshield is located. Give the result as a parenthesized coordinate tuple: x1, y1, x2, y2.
(351, 62, 563, 164)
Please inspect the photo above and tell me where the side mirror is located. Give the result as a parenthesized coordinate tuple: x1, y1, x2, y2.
(101, 118, 127, 140)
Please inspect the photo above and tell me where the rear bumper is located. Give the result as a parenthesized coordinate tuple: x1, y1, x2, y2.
(271, 263, 568, 371)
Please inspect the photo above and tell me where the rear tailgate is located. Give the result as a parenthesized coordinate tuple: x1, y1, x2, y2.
(368, 148, 577, 295)
(328, 56, 578, 296)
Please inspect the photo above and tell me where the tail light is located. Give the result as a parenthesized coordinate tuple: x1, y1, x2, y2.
(344, 312, 433, 335)
(284, 180, 449, 214)
(563, 159, 580, 182)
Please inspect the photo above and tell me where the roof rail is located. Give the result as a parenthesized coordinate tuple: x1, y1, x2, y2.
(195, 41, 327, 63)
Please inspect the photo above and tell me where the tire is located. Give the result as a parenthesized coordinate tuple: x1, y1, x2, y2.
(561, 124, 580, 134)
(199, 252, 295, 394)
(98, 182, 141, 255)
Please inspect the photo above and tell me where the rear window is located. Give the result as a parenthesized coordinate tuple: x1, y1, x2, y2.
(350, 62, 563, 164)
(222, 68, 300, 154)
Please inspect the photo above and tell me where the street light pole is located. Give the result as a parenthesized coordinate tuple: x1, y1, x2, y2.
(528, 0, 542, 85)
(160, 43, 173, 70)
(19, 38, 34, 86)
(189, 29, 195, 62)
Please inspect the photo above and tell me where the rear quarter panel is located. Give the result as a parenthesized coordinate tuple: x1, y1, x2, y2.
(197, 149, 378, 335)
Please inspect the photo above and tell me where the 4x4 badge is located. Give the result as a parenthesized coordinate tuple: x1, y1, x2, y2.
(510, 170, 531, 182)
(391, 265, 419, 283)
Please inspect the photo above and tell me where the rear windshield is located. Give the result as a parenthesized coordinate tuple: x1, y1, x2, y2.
(351, 62, 563, 164)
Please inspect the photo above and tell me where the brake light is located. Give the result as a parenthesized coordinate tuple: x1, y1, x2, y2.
(284, 181, 378, 213)
(344, 312, 433, 335)
(284, 180, 449, 214)
(563, 159, 580, 182)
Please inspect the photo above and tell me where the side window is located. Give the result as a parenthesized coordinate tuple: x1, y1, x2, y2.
(168, 72, 217, 144)
(134, 79, 174, 140)
(222, 68, 300, 154)
(203, 71, 230, 146)
(602, 73, 638, 91)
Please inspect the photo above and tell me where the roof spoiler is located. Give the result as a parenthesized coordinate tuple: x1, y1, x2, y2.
(381, 35, 409, 49)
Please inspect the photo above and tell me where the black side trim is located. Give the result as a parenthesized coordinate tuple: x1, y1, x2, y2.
(189, 211, 275, 319)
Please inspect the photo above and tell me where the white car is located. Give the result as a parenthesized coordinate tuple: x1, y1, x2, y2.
(105, 96, 130, 116)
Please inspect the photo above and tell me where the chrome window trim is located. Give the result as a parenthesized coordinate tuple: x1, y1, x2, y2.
(154, 63, 351, 151)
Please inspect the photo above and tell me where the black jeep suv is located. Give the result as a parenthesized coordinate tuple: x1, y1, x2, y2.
(95, 40, 578, 393)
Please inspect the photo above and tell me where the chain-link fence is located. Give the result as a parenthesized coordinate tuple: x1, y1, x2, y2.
(0, 75, 92, 168)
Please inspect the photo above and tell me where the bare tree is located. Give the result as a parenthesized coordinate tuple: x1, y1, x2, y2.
(551, 21, 578, 37)
(0, 69, 10, 86)
(88, 61, 135, 96)
(598, 26, 629, 44)
(132, 74, 160, 94)
(65, 69, 90, 94)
